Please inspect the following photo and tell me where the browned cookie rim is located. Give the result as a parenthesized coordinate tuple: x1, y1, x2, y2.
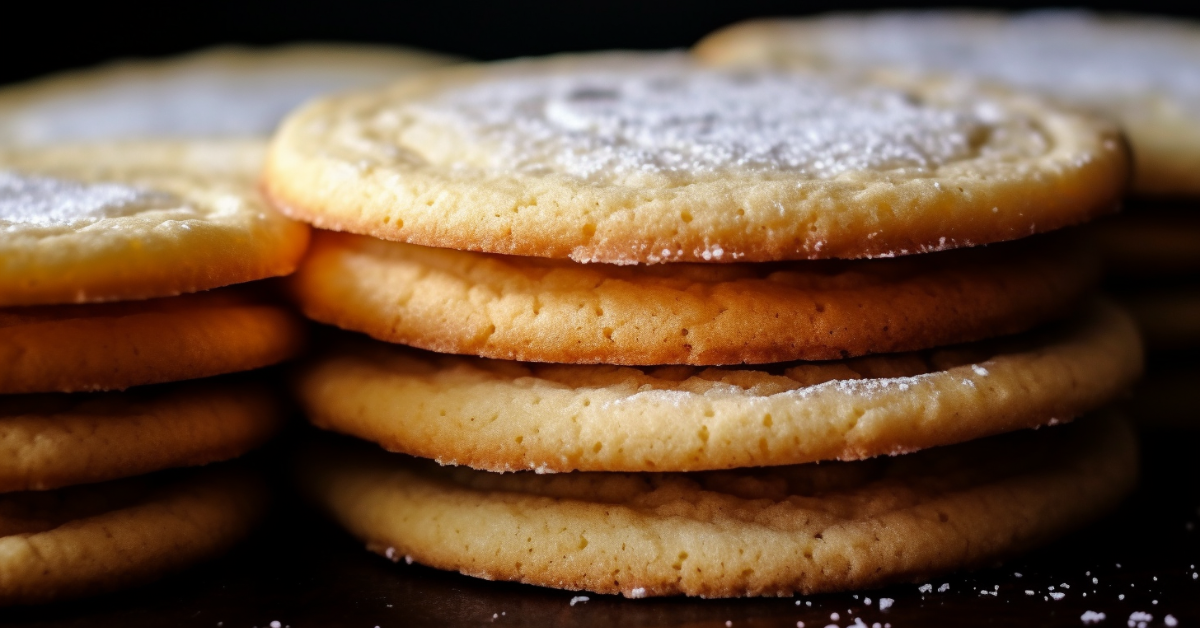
(0, 287, 308, 393)
(296, 300, 1142, 472)
(297, 413, 1136, 598)
(292, 231, 1098, 365)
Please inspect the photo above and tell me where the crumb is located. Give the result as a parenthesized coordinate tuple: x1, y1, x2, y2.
(569, 596, 589, 606)
(878, 598, 894, 611)
(1081, 611, 1106, 625)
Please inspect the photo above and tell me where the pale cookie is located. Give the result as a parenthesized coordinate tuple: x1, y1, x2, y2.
(1118, 287, 1200, 350)
(0, 466, 266, 605)
(297, 413, 1137, 598)
(1090, 203, 1200, 276)
(0, 381, 283, 492)
(265, 52, 1128, 264)
(0, 140, 310, 306)
(293, 231, 1097, 365)
(0, 287, 306, 394)
(296, 301, 1141, 472)
(695, 11, 1200, 197)
(0, 44, 457, 143)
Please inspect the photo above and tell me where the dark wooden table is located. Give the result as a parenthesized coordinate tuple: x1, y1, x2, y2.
(2, 426, 1197, 628)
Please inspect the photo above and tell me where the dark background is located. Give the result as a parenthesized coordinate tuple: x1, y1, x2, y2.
(3, 1, 1200, 87)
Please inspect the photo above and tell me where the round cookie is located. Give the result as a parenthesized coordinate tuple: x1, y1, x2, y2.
(1090, 203, 1200, 276)
(0, 287, 306, 394)
(297, 413, 1137, 598)
(0, 44, 457, 144)
(694, 11, 1200, 197)
(264, 52, 1128, 264)
(296, 301, 1142, 473)
(293, 231, 1097, 365)
(0, 381, 283, 492)
(0, 466, 266, 605)
(1118, 287, 1200, 351)
(0, 140, 310, 306)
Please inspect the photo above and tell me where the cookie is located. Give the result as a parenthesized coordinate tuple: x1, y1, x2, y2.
(1119, 287, 1200, 351)
(0, 44, 457, 144)
(695, 11, 1200, 197)
(0, 140, 310, 306)
(1090, 202, 1200, 276)
(0, 466, 266, 605)
(0, 381, 282, 492)
(296, 300, 1141, 472)
(297, 412, 1136, 598)
(264, 52, 1128, 264)
(292, 231, 1097, 365)
(0, 287, 306, 394)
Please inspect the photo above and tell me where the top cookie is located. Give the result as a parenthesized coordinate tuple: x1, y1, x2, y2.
(0, 141, 310, 306)
(264, 52, 1129, 264)
(0, 44, 457, 143)
(695, 11, 1200, 197)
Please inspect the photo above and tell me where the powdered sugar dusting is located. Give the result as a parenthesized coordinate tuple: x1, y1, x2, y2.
(0, 170, 183, 229)
(785, 11, 1200, 118)
(414, 61, 1013, 184)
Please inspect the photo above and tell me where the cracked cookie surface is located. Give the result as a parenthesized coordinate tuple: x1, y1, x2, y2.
(265, 52, 1127, 264)
(297, 413, 1136, 597)
(291, 231, 1097, 364)
(0, 140, 309, 306)
(296, 301, 1141, 472)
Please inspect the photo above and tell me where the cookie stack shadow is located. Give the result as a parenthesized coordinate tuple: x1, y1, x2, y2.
(0, 141, 310, 605)
(274, 53, 1145, 597)
(1097, 203, 1200, 428)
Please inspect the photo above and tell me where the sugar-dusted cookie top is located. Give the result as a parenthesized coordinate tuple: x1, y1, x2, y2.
(0, 44, 457, 144)
(696, 11, 1199, 197)
(0, 140, 310, 306)
(265, 52, 1128, 264)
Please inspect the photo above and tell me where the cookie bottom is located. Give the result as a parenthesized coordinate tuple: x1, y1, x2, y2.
(298, 413, 1136, 598)
(0, 465, 266, 605)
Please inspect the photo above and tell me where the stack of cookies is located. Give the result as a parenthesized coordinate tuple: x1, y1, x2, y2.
(0, 140, 310, 605)
(695, 10, 1200, 427)
(0, 44, 458, 606)
(273, 53, 1143, 597)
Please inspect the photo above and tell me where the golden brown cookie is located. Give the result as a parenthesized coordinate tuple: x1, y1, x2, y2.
(0, 466, 266, 606)
(0, 287, 306, 394)
(694, 11, 1200, 197)
(265, 52, 1128, 264)
(0, 381, 283, 492)
(292, 231, 1097, 365)
(0, 44, 457, 144)
(296, 301, 1141, 472)
(297, 413, 1136, 598)
(0, 140, 310, 306)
